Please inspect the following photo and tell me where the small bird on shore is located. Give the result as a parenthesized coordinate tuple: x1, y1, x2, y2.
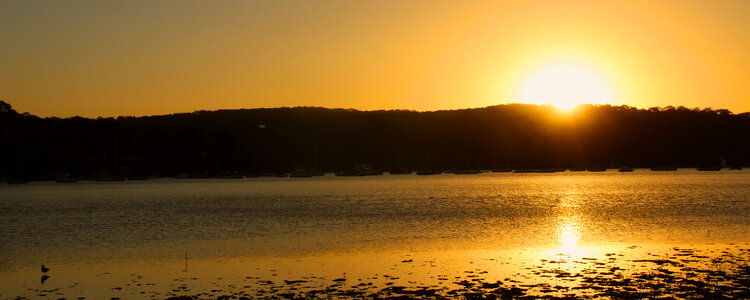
(41, 265, 50, 273)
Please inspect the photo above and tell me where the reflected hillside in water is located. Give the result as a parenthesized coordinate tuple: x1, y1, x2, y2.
(1, 171, 749, 298)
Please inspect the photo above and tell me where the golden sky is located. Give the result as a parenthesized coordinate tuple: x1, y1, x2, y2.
(1, 0, 749, 117)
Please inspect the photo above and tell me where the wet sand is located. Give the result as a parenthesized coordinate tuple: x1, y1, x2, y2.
(11, 244, 749, 299)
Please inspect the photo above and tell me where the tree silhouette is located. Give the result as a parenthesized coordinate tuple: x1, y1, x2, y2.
(0, 100, 18, 116)
(0, 102, 748, 180)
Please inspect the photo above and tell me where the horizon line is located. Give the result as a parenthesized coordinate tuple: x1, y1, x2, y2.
(6, 102, 747, 119)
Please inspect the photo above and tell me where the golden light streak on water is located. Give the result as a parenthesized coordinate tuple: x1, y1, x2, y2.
(557, 217, 582, 255)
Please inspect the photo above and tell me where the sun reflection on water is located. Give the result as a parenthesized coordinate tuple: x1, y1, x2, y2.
(547, 188, 591, 258)
(557, 217, 584, 256)
(536, 215, 594, 261)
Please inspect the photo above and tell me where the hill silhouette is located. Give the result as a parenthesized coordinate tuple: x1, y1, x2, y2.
(1, 100, 748, 179)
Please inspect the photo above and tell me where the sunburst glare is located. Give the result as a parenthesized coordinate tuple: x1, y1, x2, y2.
(516, 62, 616, 110)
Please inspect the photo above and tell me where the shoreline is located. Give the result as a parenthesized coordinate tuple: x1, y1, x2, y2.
(5, 244, 749, 299)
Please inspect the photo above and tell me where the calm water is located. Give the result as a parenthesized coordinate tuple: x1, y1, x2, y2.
(1, 170, 749, 298)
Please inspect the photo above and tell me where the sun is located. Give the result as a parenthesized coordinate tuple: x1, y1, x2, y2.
(516, 62, 615, 110)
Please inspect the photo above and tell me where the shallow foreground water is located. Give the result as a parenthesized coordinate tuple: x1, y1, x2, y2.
(1, 170, 749, 299)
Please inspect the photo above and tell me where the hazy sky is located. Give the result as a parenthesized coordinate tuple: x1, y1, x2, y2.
(2, 0, 749, 117)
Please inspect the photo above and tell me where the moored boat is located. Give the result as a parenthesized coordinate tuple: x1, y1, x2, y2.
(289, 168, 315, 177)
(697, 167, 721, 171)
(208, 172, 244, 179)
(453, 170, 482, 174)
(651, 167, 677, 171)
(335, 165, 383, 176)
(388, 168, 411, 175)
(416, 170, 441, 175)
(56, 177, 79, 183)
(699, 157, 730, 171)
(93, 175, 126, 181)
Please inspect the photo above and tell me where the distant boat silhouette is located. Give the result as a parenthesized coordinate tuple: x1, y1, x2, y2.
(587, 167, 606, 172)
(491, 169, 512, 173)
(510, 169, 559, 173)
(174, 172, 191, 179)
(388, 168, 411, 175)
(697, 166, 721, 171)
(56, 177, 79, 183)
(416, 170, 441, 175)
(453, 170, 482, 174)
(729, 166, 743, 170)
(93, 175, 126, 181)
(651, 167, 677, 171)
(208, 171, 244, 179)
(335, 165, 382, 176)
(698, 158, 726, 171)
(618, 167, 634, 172)
(41, 265, 50, 273)
(289, 167, 315, 177)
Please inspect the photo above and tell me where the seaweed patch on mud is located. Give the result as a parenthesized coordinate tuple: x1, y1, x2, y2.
(12, 246, 750, 299)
